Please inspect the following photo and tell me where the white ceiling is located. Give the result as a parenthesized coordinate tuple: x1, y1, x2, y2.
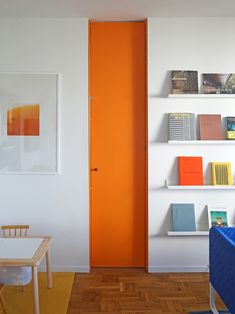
(0, 0, 235, 19)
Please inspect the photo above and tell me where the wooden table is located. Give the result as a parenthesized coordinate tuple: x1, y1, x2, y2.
(0, 236, 52, 314)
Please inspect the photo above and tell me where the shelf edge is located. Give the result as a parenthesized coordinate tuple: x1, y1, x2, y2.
(168, 94, 235, 98)
(167, 231, 209, 236)
(168, 140, 235, 145)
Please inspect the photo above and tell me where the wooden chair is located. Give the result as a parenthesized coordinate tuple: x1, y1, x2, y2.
(1, 225, 29, 237)
(0, 225, 32, 294)
(0, 284, 6, 314)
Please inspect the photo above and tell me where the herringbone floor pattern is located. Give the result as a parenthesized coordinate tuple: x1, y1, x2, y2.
(67, 268, 226, 314)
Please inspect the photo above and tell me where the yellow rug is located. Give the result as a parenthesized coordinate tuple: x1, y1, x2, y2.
(3, 272, 74, 314)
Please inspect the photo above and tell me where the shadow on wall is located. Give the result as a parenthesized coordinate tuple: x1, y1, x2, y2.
(148, 71, 171, 144)
(197, 206, 209, 231)
(148, 70, 171, 98)
(204, 162, 212, 185)
(149, 204, 172, 237)
(167, 156, 178, 185)
(149, 113, 168, 144)
(157, 71, 171, 98)
(160, 204, 172, 235)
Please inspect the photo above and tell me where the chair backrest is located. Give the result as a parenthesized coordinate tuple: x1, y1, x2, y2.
(1, 225, 30, 237)
(0, 225, 32, 287)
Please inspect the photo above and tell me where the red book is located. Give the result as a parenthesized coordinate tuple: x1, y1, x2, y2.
(178, 156, 203, 185)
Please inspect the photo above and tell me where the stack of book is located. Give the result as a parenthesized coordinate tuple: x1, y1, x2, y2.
(168, 113, 196, 141)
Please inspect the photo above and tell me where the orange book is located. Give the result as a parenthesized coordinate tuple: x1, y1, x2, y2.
(178, 156, 203, 185)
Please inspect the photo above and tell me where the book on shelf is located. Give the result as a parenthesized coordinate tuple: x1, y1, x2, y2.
(178, 156, 203, 185)
(226, 117, 235, 140)
(207, 204, 229, 228)
(168, 113, 196, 141)
(203, 73, 235, 94)
(171, 203, 196, 231)
(211, 162, 232, 185)
(171, 71, 198, 94)
(198, 114, 223, 140)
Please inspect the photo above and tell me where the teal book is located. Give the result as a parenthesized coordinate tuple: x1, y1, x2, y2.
(171, 203, 196, 231)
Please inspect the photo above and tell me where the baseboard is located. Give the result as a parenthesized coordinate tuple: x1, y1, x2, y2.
(148, 266, 209, 273)
(38, 266, 90, 273)
(39, 265, 208, 273)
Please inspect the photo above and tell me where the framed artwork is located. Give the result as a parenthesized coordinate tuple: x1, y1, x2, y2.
(207, 204, 229, 228)
(0, 73, 59, 174)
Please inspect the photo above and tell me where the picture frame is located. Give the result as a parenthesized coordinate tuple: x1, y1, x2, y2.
(207, 204, 229, 228)
(0, 72, 60, 174)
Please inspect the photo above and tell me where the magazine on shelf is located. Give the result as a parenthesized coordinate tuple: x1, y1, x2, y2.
(171, 203, 196, 231)
(207, 204, 229, 228)
(226, 117, 235, 140)
(211, 162, 232, 185)
(178, 156, 203, 185)
(168, 113, 196, 140)
(198, 114, 223, 140)
(203, 73, 235, 94)
(171, 71, 198, 94)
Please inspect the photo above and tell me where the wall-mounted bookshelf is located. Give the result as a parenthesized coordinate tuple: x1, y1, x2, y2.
(168, 94, 235, 98)
(167, 231, 209, 236)
(166, 86, 235, 242)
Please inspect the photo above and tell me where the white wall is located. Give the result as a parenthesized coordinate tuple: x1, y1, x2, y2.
(1, 17, 234, 273)
(148, 18, 235, 272)
(0, 19, 89, 272)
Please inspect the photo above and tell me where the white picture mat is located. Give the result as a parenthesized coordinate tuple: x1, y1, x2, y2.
(0, 238, 44, 259)
(0, 73, 59, 173)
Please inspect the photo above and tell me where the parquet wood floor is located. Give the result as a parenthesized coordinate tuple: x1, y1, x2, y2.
(67, 268, 226, 314)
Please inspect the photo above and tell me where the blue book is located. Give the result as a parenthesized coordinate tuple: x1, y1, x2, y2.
(171, 203, 196, 231)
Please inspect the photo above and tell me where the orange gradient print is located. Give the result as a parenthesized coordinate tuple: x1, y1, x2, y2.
(7, 104, 40, 136)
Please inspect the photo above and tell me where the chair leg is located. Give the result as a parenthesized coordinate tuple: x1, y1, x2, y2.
(21, 286, 25, 292)
(0, 294, 6, 314)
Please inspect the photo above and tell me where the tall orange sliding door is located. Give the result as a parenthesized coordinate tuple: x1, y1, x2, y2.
(90, 22, 147, 267)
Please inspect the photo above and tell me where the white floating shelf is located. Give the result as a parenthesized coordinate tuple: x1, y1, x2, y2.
(167, 185, 235, 190)
(167, 231, 209, 236)
(168, 94, 235, 98)
(168, 140, 235, 145)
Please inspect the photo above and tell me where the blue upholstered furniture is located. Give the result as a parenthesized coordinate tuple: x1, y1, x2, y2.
(209, 227, 235, 314)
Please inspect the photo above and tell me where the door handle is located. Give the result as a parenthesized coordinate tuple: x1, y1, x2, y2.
(91, 168, 98, 172)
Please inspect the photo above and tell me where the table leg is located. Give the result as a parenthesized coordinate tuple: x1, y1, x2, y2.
(46, 248, 52, 289)
(32, 266, 40, 314)
(210, 283, 220, 314)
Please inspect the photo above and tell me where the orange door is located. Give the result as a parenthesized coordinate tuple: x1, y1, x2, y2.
(90, 21, 147, 267)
